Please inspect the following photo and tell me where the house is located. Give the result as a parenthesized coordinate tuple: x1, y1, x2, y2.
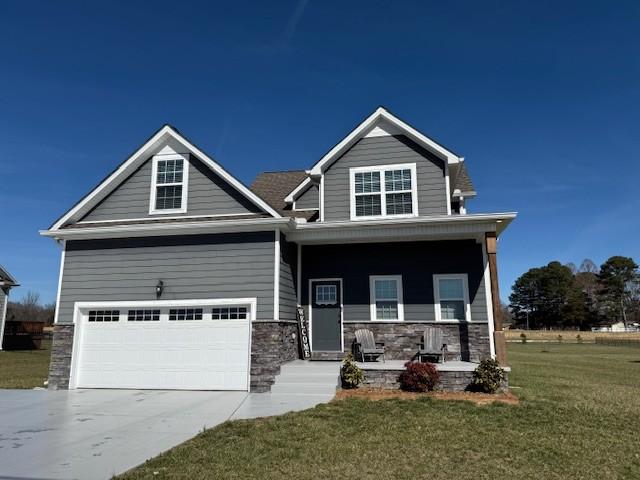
(41, 107, 515, 392)
(0, 265, 19, 350)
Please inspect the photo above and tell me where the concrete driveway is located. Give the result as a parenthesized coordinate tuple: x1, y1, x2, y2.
(0, 389, 333, 480)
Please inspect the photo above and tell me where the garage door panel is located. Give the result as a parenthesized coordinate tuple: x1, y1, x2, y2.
(75, 303, 251, 390)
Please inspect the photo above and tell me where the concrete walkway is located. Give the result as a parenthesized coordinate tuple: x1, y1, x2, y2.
(0, 388, 334, 480)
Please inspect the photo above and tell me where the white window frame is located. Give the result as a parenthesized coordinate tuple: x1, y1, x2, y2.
(149, 153, 189, 215)
(369, 275, 404, 322)
(349, 163, 418, 221)
(433, 274, 472, 322)
(315, 284, 338, 305)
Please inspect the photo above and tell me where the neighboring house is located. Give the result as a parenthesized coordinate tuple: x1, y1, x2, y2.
(41, 107, 515, 392)
(0, 265, 19, 350)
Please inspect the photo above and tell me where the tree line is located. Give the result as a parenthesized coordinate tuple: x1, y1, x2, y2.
(6, 291, 55, 325)
(508, 256, 640, 330)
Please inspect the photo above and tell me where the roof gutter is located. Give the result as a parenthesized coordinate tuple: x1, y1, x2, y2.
(40, 217, 295, 241)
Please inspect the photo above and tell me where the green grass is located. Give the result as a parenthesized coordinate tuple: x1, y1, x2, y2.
(0, 340, 51, 389)
(119, 344, 640, 480)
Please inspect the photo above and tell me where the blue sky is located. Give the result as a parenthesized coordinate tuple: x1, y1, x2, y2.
(1, 0, 638, 304)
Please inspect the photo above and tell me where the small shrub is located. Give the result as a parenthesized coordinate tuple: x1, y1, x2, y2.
(399, 362, 440, 392)
(557, 334, 563, 343)
(469, 358, 506, 394)
(520, 332, 527, 344)
(341, 353, 364, 389)
(576, 334, 582, 344)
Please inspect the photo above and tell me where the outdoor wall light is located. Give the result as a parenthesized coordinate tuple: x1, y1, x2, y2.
(155, 280, 164, 298)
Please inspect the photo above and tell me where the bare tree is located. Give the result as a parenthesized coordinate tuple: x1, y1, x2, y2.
(579, 259, 599, 274)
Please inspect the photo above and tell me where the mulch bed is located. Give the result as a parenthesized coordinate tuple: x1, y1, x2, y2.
(334, 388, 519, 405)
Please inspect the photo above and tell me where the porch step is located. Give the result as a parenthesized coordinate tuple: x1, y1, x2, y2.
(270, 382, 338, 395)
(310, 351, 345, 361)
(271, 360, 341, 395)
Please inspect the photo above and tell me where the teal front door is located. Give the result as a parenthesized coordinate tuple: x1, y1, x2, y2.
(311, 280, 342, 351)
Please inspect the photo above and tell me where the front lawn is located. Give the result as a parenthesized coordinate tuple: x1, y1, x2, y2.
(120, 344, 640, 479)
(0, 340, 51, 389)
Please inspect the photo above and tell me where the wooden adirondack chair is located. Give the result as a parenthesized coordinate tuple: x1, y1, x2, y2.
(417, 326, 447, 363)
(354, 329, 385, 363)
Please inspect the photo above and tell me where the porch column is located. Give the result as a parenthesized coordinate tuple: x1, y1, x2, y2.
(486, 232, 507, 366)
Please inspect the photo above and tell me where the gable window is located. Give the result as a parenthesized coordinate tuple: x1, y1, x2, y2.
(369, 275, 404, 321)
(149, 155, 189, 214)
(433, 274, 471, 322)
(350, 164, 418, 220)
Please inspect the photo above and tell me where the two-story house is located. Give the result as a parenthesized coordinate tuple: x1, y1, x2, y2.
(42, 107, 515, 392)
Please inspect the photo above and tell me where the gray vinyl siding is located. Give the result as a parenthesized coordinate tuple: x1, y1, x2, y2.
(323, 135, 447, 221)
(279, 234, 298, 321)
(302, 240, 488, 323)
(81, 155, 262, 222)
(57, 232, 275, 323)
(295, 184, 319, 210)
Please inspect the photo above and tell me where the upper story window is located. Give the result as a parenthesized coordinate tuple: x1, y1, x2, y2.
(149, 155, 189, 214)
(433, 274, 471, 322)
(350, 164, 418, 220)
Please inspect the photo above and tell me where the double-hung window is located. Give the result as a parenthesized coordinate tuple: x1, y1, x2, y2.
(433, 274, 471, 322)
(150, 154, 188, 214)
(369, 275, 404, 321)
(350, 164, 418, 220)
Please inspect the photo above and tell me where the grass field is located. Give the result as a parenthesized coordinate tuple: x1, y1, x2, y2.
(505, 329, 640, 343)
(119, 344, 640, 480)
(0, 340, 50, 389)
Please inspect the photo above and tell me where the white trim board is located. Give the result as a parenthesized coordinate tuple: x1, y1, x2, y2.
(50, 125, 281, 230)
(481, 239, 497, 358)
(273, 229, 280, 321)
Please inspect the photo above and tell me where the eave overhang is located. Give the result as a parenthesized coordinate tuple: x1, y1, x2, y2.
(42, 212, 515, 244)
(287, 213, 516, 245)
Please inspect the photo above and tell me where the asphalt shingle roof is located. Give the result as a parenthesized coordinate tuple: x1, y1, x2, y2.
(250, 171, 318, 220)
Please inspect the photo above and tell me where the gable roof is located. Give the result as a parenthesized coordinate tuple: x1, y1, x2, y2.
(50, 125, 281, 230)
(0, 264, 18, 286)
(251, 171, 318, 220)
(449, 162, 476, 195)
(307, 106, 462, 177)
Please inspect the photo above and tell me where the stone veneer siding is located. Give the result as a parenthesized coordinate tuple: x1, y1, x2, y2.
(48, 321, 300, 392)
(343, 322, 491, 363)
(48, 324, 75, 390)
(250, 321, 299, 392)
(361, 367, 508, 392)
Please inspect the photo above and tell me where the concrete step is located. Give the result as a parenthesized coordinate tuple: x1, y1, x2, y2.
(270, 382, 338, 395)
(279, 361, 341, 375)
(276, 373, 340, 383)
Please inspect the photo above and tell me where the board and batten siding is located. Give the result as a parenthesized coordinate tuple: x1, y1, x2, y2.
(81, 154, 262, 222)
(279, 234, 298, 321)
(57, 232, 276, 322)
(322, 135, 448, 221)
(295, 184, 319, 210)
(302, 240, 488, 323)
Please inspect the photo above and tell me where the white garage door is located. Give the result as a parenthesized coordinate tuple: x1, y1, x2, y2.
(72, 300, 253, 391)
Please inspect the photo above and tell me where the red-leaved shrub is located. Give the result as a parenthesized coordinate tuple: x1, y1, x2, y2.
(399, 361, 440, 392)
